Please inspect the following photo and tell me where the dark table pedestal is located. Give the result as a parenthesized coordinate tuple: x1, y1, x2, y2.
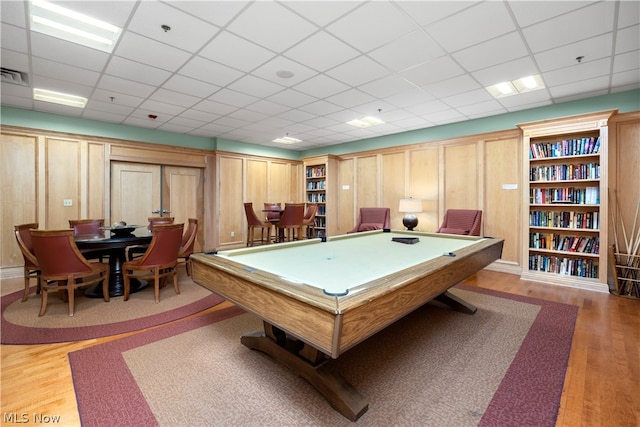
(76, 232, 152, 298)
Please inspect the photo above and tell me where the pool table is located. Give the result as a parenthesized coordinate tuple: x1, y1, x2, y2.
(191, 230, 503, 421)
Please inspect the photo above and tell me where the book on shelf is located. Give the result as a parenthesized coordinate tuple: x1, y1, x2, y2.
(529, 136, 600, 159)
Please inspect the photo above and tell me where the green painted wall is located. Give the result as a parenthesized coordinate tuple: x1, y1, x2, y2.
(2, 89, 638, 160)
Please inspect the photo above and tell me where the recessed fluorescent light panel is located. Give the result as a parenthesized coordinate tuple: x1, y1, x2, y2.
(486, 75, 545, 99)
(33, 88, 87, 108)
(29, 0, 122, 53)
(346, 116, 385, 128)
(272, 136, 301, 144)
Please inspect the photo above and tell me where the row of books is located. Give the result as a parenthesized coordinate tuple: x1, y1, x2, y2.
(529, 136, 600, 159)
(306, 180, 326, 190)
(529, 162, 600, 181)
(314, 217, 326, 228)
(306, 166, 326, 178)
(530, 187, 600, 205)
(529, 233, 599, 254)
(529, 210, 599, 229)
(528, 255, 599, 278)
(316, 205, 326, 216)
(307, 193, 326, 203)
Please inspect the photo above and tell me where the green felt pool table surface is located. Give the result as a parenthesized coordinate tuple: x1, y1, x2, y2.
(213, 230, 484, 295)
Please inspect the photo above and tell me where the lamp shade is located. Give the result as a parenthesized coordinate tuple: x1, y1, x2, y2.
(398, 198, 423, 213)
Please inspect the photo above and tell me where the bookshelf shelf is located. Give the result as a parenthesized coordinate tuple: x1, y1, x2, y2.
(519, 110, 616, 291)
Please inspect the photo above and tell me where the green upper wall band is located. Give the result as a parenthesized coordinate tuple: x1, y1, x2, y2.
(2, 89, 638, 160)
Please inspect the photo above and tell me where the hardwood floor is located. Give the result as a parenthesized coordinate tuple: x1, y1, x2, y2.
(1, 270, 638, 426)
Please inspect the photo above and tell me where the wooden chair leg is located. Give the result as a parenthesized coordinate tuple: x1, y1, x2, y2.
(38, 282, 48, 317)
(173, 269, 180, 295)
(154, 269, 160, 303)
(102, 272, 110, 303)
(67, 280, 75, 317)
(22, 270, 30, 302)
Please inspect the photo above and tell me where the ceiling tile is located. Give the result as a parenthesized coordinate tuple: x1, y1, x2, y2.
(327, 55, 391, 86)
(283, 31, 360, 72)
(199, 31, 275, 73)
(523, 2, 615, 53)
(453, 31, 529, 73)
(426, 2, 516, 52)
(114, 32, 192, 72)
(168, 1, 250, 28)
(368, 30, 444, 72)
(293, 74, 350, 98)
(228, 75, 285, 98)
(105, 56, 172, 86)
(326, 1, 418, 52)
(178, 56, 244, 87)
(534, 34, 613, 72)
(161, 75, 220, 99)
(226, 2, 317, 52)
(127, 1, 220, 53)
(30, 33, 109, 72)
(400, 56, 465, 87)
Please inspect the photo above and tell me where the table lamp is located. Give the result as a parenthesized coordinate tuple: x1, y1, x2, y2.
(399, 198, 422, 231)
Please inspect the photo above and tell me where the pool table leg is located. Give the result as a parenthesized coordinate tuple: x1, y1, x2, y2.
(434, 290, 477, 314)
(241, 323, 369, 421)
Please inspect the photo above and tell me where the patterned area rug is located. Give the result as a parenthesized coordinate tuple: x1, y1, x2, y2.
(69, 286, 578, 426)
(1, 278, 224, 344)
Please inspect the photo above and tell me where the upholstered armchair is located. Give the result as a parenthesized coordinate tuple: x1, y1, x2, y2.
(127, 216, 175, 260)
(123, 223, 184, 303)
(69, 219, 106, 261)
(348, 207, 391, 233)
(177, 218, 199, 275)
(275, 203, 305, 242)
(436, 209, 482, 236)
(30, 229, 109, 316)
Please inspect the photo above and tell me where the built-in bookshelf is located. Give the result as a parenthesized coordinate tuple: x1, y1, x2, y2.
(303, 155, 337, 238)
(519, 110, 616, 292)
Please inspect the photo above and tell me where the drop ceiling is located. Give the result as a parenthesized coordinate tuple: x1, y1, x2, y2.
(1, 1, 639, 151)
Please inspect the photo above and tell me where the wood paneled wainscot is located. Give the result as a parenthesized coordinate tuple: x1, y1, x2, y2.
(216, 152, 303, 249)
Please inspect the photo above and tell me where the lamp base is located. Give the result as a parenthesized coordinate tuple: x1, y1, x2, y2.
(402, 214, 418, 231)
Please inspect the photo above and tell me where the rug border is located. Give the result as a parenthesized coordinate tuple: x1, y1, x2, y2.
(456, 285, 578, 427)
(69, 287, 578, 427)
(1, 287, 226, 345)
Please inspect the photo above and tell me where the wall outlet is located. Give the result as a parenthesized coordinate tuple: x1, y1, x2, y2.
(230, 231, 235, 237)
(63, 199, 73, 206)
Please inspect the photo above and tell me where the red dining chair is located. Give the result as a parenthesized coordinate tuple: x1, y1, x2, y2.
(177, 218, 199, 275)
(69, 219, 106, 261)
(69, 219, 104, 236)
(127, 216, 175, 260)
(123, 223, 184, 303)
(14, 223, 41, 302)
(263, 202, 282, 242)
(436, 209, 482, 236)
(30, 229, 109, 317)
(276, 203, 305, 242)
(302, 204, 318, 238)
(244, 203, 271, 247)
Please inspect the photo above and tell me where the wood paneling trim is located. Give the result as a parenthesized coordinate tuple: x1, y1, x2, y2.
(337, 129, 520, 159)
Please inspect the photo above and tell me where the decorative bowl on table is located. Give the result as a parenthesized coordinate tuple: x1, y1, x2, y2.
(103, 222, 142, 237)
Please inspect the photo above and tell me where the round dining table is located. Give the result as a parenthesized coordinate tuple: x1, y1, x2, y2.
(75, 228, 152, 298)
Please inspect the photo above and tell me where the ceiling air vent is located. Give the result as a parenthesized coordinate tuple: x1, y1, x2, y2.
(1, 67, 30, 87)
